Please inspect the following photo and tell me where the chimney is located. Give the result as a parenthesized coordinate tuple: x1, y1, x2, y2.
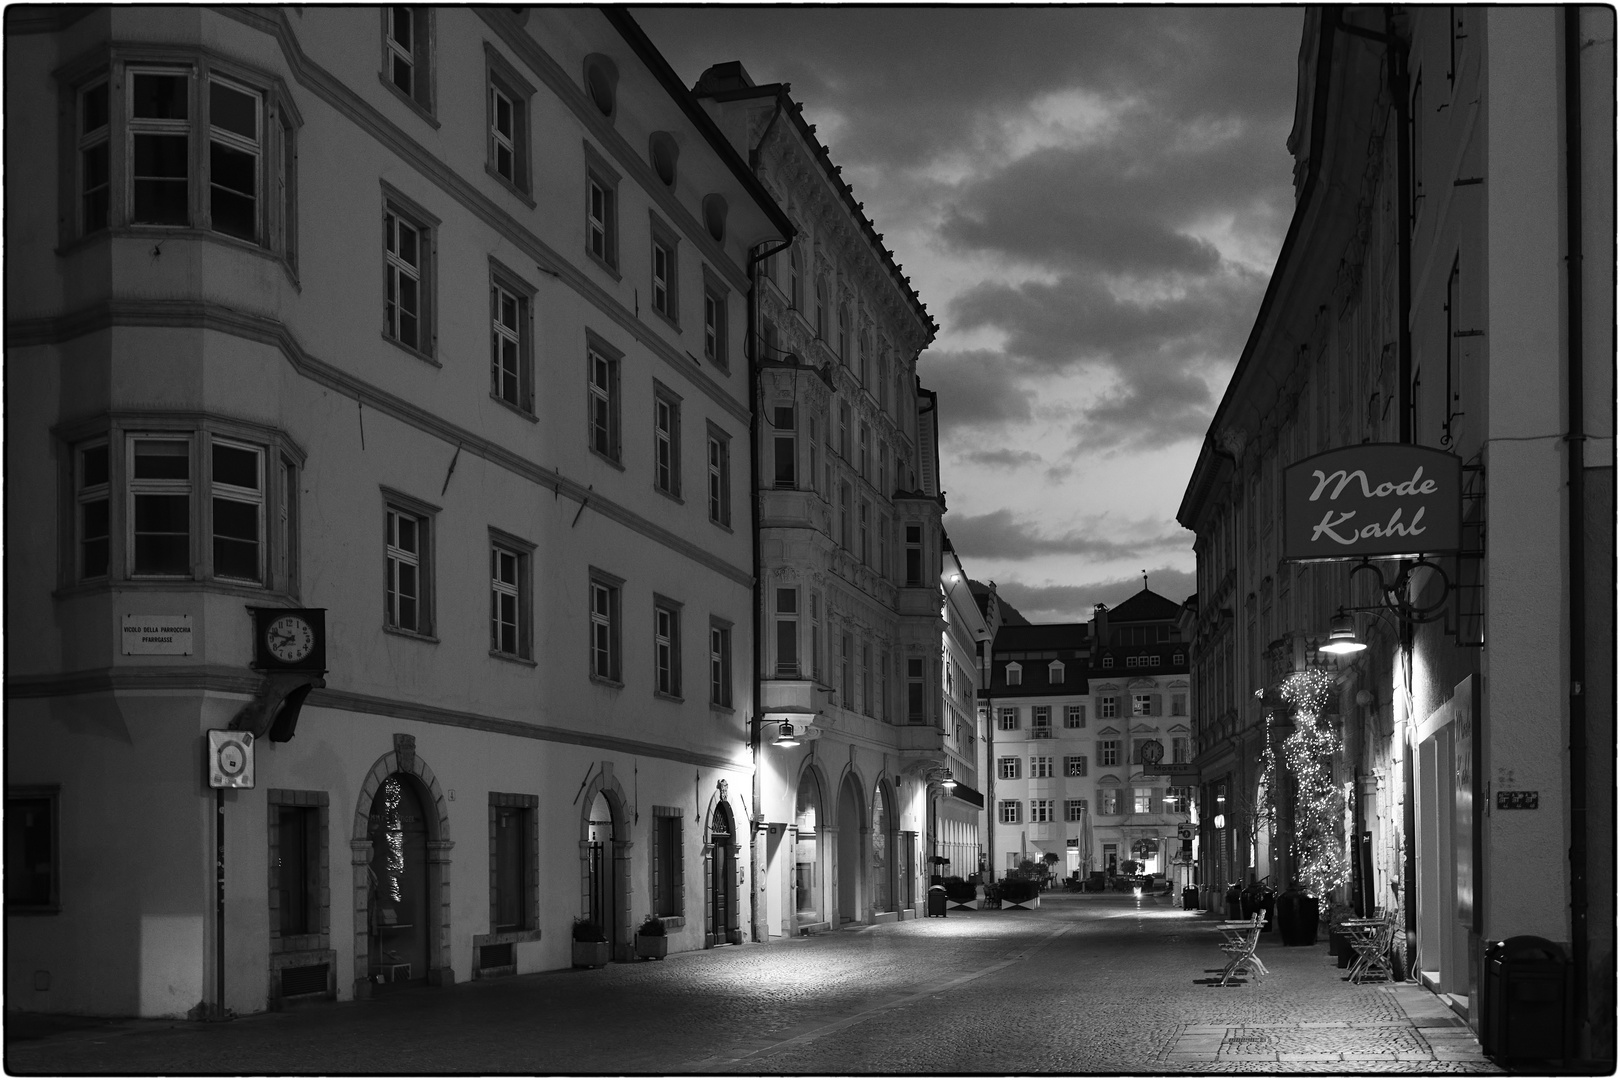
(694, 61, 756, 96)
(1092, 603, 1110, 649)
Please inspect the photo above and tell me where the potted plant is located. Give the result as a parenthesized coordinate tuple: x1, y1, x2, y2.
(634, 914, 668, 960)
(997, 876, 1041, 909)
(571, 916, 609, 968)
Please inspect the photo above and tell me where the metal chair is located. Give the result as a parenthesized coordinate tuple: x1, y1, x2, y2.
(1217, 913, 1267, 985)
(1350, 915, 1396, 984)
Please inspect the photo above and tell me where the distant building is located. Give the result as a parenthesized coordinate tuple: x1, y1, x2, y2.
(1179, 7, 1612, 1060)
(4, 6, 789, 1015)
(694, 61, 984, 933)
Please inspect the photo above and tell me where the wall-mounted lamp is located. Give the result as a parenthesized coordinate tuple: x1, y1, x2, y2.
(1213, 813, 1226, 830)
(924, 766, 957, 792)
(1318, 610, 1368, 655)
(751, 716, 803, 749)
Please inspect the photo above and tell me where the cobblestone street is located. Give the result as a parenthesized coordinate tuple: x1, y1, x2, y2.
(6, 892, 1500, 1075)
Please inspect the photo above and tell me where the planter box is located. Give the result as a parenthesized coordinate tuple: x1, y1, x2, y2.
(571, 940, 610, 968)
(1002, 895, 1041, 910)
(949, 898, 980, 910)
(634, 934, 668, 960)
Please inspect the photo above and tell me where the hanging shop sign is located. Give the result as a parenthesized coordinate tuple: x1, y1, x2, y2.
(1282, 443, 1462, 561)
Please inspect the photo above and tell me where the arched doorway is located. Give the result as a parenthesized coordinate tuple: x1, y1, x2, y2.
(836, 774, 864, 925)
(870, 782, 894, 916)
(793, 771, 822, 926)
(585, 790, 618, 955)
(706, 800, 737, 947)
(367, 774, 430, 988)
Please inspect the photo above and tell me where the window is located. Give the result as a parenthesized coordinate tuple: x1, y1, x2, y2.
(858, 422, 871, 480)
(1133, 787, 1153, 815)
(585, 148, 619, 271)
(703, 287, 727, 369)
(268, 790, 327, 944)
(653, 388, 680, 497)
(588, 342, 621, 462)
(490, 793, 537, 932)
(998, 707, 1020, 731)
(858, 501, 870, 565)
(858, 332, 870, 387)
(1172, 736, 1190, 764)
(709, 619, 733, 707)
(6, 787, 59, 912)
(1172, 651, 1185, 666)
(1065, 704, 1086, 729)
(1064, 798, 1088, 822)
(489, 531, 532, 660)
(652, 808, 684, 918)
(1164, 787, 1187, 814)
(860, 641, 873, 716)
(485, 46, 533, 195)
(589, 569, 621, 683)
(68, 58, 297, 253)
(1031, 706, 1051, 738)
(774, 588, 798, 678)
(904, 525, 923, 586)
(707, 427, 731, 527)
(789, 246, 803, 310)
(1065, 755, 1088, 777)
(1132, 693, 1157, 717)
(837, 304, 849, 363)
(1005, 662, 1022, 686)
(583, 53, 617, 118)
(383, 6, 434, 113)
(384, 192, 436, 356)
(1100, 789, 1120, 815)
(489, 266, 533, 412)
(808, 416, 820, 493)
(906, 657, 925, 723)
(1099, 740, 1119, 767)
(1030, 756, 1053, 779)
(838, 482, 851, 548)
(815, 277, 827, 339)
(1099, 695, 1118, 718)
(1049, 660, 1065, 684)
(879, 648, 890, 722)
(1030, 799, 1053, 824)
(76, 441, 110, 579)
(384, 498, 433, 635)
(653, 597, 681, 698)
(877, 442, 889, 497)
(199, 439, 261, 580)
(772, 406, 796, 488)
(1171, 693, 1186, 717)
(1101, 656, 1115, 669)
(999, 800, 1022, 825)
(998, 757, 1021, 780)
(650, 217, 678, 325)
(840, 633, 853, 707)
(126, 435, 190, 577)
(878, 516, 889, 577)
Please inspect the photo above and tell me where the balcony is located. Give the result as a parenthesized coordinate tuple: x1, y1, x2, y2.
(758, 676, 822, 719)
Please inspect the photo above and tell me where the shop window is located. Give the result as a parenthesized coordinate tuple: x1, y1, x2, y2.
(5, 786, 59, 912)
(652, 808, 684, 917)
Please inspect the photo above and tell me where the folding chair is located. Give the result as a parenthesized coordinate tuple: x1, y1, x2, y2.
(1350, 915, 1396, 984)
(1217, 913, 1267, 986)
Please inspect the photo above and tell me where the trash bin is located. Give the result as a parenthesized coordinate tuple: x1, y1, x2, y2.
(1182, 886, 1198, 911)
(1482, 936, 1570, 1063)
(926, 885, 948, 918)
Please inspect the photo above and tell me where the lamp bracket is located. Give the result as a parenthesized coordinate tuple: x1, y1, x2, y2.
(1346, 556, 1451, 624)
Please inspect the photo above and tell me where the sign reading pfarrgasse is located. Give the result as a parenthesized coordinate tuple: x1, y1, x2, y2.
(1283, 444, 1462, 561)
(121, 614, 194, 655)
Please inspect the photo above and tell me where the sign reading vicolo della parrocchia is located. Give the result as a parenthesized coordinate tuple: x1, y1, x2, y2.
(121, 614, 194, 655)
(1282, 444, 1462, 561)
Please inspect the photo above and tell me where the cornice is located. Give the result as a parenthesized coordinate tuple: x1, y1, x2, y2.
(8, 299, 753, 589)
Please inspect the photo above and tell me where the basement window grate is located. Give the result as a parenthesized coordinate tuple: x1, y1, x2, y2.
(480, 943, 515, 972)
(280, 963, 329, 998)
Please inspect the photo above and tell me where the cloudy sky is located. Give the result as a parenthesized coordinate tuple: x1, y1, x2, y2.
(635, 6, 1305, 622)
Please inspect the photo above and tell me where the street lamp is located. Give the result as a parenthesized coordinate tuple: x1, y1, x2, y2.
(750, 716, 803, 749)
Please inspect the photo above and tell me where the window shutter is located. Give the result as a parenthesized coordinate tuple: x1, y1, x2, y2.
(1080, 756, 1088, 776)
(675, 820, 685, 916)
(1150, 693, 1162, 716)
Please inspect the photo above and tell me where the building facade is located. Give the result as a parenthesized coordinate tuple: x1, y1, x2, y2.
(5, 6, 791, 1016)
(1178, 7, 1613, 1061)
(693, 63, 984, 935)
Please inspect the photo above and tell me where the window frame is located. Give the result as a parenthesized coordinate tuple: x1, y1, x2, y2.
(1064, 755, 1088, 778)
(998, 756, 1020, 780)
(489, 792, 539, 934)
(653, 594, 683, 700)
(1029, 798, 1053, 824)
(381, 6, 436, 119)
(997, 706, 1020, 731)
(1065, 704, 1086, 729)
(709, 617, 734, 709)
(771, 405, 796, 489)
(583, 143, 621, 275)
(489, 527, 534, 662)
(588, 566, 623, 685)
(586, 333, 623, 466)
(1098, 739, 1120, 768)
(651, 807, 685, 919)
(998, 800, 1022, 825)
(381, 183, 439, 361)
(1064, 798, 1088, 822)
(649, 211, 680, 328)
(268, 789, 329, 951)
(484, 43, 534, 200)
(653, 382, 682, 499)
(5, 785, 61, 914)
(1030, 756, 1053, 780)
(489, 259, 536, 415)
(1099, 694, 1118, 718)
(383, 488, 438, 639)
(1031, 705, 1051, 738)
(706, 424, 732, 528)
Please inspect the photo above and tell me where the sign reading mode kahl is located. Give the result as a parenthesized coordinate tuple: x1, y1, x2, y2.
(1282, 444, 1462, 561)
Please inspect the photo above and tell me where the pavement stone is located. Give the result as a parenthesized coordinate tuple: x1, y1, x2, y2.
(5, 891, 1504, 1075)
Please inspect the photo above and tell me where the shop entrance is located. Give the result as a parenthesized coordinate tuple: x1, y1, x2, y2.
(367, 774, 430, 987)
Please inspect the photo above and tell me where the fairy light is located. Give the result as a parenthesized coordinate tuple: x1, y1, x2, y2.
(1278, 668, 1350, 899)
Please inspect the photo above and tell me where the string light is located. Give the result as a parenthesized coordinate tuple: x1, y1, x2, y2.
(1277, 668, 1350, 899)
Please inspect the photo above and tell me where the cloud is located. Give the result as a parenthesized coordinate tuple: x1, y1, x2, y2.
(945, 508, 1187, 563)
(917, 349, 1036, 429)
(991, 567, 1198, 623)
(959, 448, 1043, 469)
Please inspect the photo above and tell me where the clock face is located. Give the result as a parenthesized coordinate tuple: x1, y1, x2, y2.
(218, 742, 247, 776)
(266, 614, 315, 664)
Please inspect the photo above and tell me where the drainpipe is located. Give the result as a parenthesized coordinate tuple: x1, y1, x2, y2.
(1562, 5, 1589, 1052)
(980, 637, 994, 879)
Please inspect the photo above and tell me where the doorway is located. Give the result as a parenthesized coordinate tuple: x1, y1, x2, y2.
(793, 771, 822, 926)
(586, 793, 616, 956)
(836, 775, 863, 925)
(367, 775, 429, 987)
(708, 801, 737, 946)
